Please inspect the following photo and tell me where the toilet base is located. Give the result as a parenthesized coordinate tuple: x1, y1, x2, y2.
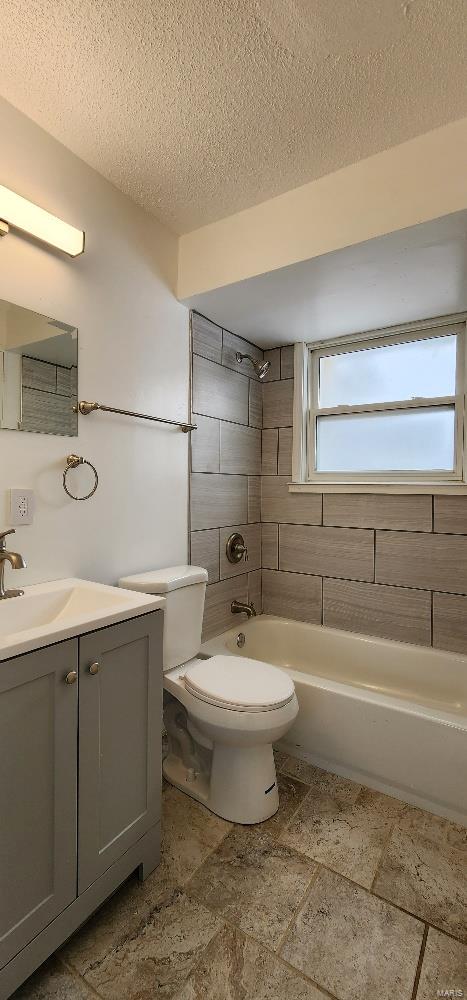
(163, 742, 279, 824)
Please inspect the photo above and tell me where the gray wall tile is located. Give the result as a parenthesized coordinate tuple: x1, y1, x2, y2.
(56, 366, 72, 396)
(262, 378, 294, 428)
(219, 523, 260, 580)
(191, 415, 220, 473)
(262, 476, 322, 524)
(21, 387, 76, 435)
(220, 423, 261, 475)
(280, 346, 294, 380)
(248, 477, 261, 523)
(323, 578, 431, 646)
(262, 348, 281, 381)
(278, 427, 293, 477)
(249, 379, 262, 428)
(433, 592, 467, 654)
(434, 496, 467, 534)
(261, 429, 278, 475)
(248, 570, 262, 613)
(222, 330, 262, 373)
(191, 473, 248, 530)
(376, 530, 467, 595)
(280, 524, 374, 582)
(202, 574, 249, 641)
(192, 355, 249, 424)
(22, 356, 56, 392)
(262, 523, 278, 569)
(190, 529, 220, 583)
(323, 494, 432, 531)
(192, 312, 222, 363)
(263, 570, 322, 624)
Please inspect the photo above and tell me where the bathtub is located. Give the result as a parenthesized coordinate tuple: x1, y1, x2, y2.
(201, 615, 467, 824)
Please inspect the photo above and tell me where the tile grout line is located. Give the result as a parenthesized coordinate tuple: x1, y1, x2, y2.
(56, 954, 103, 999)
(178, 908, 341, 1000)
(410, 924, 429, 1000)
(274, 862, 322, 955)
(228, 917, 341, 1000)
(368, 807, 406, 894)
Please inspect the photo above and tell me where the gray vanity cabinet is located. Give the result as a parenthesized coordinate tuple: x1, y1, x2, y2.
(0, 610, 163, 1000)
(0, 640, 78, 970)
(78, 614, 162, 892)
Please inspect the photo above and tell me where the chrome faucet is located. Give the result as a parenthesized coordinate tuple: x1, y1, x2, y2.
(231, 599, 256, 619)
(0, 529, 26, 599)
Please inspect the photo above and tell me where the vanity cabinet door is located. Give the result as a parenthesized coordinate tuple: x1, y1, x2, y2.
(78, 612, 163, 893)
(0, 640, 78, 969)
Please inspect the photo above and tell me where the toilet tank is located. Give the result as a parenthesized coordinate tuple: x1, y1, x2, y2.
(118, 565, 208, 671)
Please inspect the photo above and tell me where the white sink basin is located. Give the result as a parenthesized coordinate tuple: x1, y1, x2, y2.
(0, 578, 165, 660)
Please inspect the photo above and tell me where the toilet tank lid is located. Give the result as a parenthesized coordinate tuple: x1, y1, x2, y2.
(119, 565, 208, 594)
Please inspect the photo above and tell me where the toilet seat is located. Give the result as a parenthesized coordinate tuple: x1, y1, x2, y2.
(183, 655, 295, 713)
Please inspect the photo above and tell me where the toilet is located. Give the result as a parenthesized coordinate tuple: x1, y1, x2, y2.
(119, 565, 298, 824)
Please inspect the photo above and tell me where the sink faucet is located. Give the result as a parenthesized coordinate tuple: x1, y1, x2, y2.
(231, 599, 256, 619)
(0, 529, 26, 599)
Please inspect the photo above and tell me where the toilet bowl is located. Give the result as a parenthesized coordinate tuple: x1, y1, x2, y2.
(119, 566, 298, 823)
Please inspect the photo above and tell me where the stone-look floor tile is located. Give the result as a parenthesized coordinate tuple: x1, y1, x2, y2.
(187, 826, 316, 950)
(416, 928, 467, 1000)
(61, 876, 160, 978)
(81, 887, 222, 1000)
(273, 747, 289, 771)
(397, 805, 467, 851)
(176, 924, 327, 999)
(281, 787, 404, 888)
(281, 758, 361, 804)
(157, 785, 232, 886)
(12, 956, 93, 999)
(256, 774, 309, 838)
(281, 867, 424, 1000)
(374, 806, 467, 941)
(62, 788, 230, 977)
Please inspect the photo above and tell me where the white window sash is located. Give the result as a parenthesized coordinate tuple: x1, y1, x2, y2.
(292, 316, 467, 487)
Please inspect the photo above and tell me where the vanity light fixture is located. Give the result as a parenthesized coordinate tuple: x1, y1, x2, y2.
(0, 185, 84, 257)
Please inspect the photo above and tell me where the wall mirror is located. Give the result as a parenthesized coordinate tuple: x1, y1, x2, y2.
(0, 299, 78, 436)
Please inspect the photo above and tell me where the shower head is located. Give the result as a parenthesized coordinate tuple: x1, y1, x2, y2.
(235, 352, 271, 380)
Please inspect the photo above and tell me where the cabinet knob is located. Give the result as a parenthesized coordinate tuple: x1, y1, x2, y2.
(65, 670, 77, 685)
(89, 661, 100, 675)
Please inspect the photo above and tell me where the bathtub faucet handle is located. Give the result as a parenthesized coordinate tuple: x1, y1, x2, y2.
(226, 532, 248, 564)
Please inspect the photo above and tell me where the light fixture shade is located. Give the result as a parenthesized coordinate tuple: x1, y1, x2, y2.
(0, 185, 84, 257)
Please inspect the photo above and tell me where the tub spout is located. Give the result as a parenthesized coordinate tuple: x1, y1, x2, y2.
(231, 599, 256, 618)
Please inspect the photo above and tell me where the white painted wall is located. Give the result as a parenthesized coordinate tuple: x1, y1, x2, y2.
(0, 97, 189, 586)
(178, 117, 467, 298)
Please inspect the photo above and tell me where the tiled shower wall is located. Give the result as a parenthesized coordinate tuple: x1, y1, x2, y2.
(21, 357, 78, 435)
(190, 311, 467, 654)
(189, 313, 262, 640)
(261, 344, 467, 656)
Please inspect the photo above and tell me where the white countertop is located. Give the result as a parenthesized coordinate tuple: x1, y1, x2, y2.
(0, 578, 165, 661)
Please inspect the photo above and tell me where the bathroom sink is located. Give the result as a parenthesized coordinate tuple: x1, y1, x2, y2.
(0, 578, 165, 660)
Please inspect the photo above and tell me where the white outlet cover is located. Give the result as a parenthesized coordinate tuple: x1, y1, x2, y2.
(9, 489, 35, 526)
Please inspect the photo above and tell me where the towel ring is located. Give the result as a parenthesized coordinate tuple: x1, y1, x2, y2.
(63, 454, 99, 501)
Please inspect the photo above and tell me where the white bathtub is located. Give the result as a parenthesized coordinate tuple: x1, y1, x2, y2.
(201, 615, 467, 824)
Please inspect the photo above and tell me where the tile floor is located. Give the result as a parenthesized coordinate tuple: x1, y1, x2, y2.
(13, 755, 467, 1000)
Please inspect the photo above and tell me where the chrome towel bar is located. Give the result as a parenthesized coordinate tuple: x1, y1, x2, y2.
(74, 401, 196, 433)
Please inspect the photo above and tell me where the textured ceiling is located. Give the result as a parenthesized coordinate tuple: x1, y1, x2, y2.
(1, 1, 466, 234)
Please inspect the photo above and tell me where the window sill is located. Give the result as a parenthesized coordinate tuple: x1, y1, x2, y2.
(288, 482, 467, 495)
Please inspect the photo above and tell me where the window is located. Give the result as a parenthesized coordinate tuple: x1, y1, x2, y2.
(293, 316, 467, 491)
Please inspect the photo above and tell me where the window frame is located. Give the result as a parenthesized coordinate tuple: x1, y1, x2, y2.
(292, 314, 467, 493)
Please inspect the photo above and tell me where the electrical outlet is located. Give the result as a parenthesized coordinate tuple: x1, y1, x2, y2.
(9, 489, 35, 526)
